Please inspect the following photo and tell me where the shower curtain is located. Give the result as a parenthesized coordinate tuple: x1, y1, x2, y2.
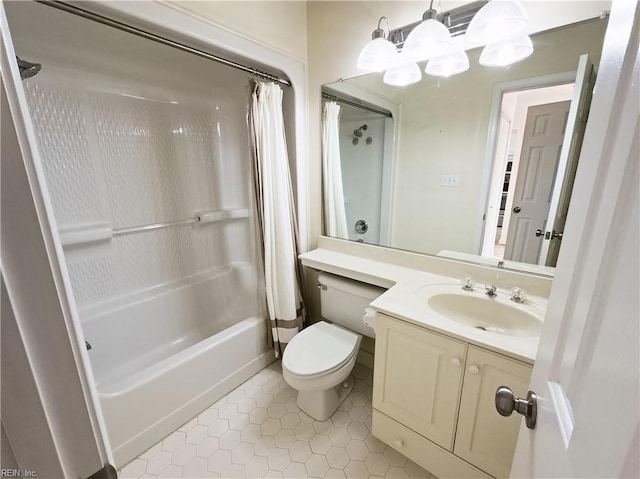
(322, 101, 349, 238)
(249, 80, 306, 357)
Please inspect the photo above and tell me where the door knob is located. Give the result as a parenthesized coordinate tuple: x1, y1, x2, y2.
(535, 229, 543, 237)
(512, 206, 521, 213)
(495, 386, 537, 429)
(551, 230, 563, 240)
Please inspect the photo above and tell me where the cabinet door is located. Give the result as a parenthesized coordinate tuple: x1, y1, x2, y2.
(454, 346, 532, 478)
(373, 314, 467, 450)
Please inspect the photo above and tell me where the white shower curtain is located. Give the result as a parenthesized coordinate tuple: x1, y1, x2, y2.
(322, 101, 349, 238)
(249, 80, 305, 357)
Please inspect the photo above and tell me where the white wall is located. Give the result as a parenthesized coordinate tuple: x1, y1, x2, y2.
(162, 1, 308, 62)
(0, 421, 18, 469)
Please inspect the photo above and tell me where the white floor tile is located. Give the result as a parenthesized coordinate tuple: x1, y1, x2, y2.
(119, 362, 435, 479)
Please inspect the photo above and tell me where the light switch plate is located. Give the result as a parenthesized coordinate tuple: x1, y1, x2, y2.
(441, 174, 459, 187)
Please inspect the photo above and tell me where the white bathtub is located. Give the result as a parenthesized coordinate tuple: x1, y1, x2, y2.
(81, 263, 273, 466)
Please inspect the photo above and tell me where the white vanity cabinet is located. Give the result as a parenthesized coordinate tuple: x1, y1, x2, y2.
(372, 313, 533, 479)
(455, 346, 532, 478)
(372, 313, 467, 450)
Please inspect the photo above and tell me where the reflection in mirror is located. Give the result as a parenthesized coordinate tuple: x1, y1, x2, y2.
(321, 17, 608, 276)
(322, 93, 394, 245)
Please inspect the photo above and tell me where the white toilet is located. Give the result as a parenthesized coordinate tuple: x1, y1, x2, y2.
(282, 273, 384, 421)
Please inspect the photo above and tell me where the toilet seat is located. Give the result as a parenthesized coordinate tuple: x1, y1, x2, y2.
(282, 321, 359, 378)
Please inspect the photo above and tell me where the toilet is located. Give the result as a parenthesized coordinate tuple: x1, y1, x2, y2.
(282, 273, 384, 421)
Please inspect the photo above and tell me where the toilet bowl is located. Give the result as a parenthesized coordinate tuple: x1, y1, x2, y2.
(282, 273, 385, 421)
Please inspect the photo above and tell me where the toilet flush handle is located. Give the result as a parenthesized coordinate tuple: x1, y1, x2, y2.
(363, 308, 377, 329)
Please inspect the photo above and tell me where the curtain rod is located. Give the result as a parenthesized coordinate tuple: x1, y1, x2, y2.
(322, 92, 393, 118)
(36, 1, 292, 87)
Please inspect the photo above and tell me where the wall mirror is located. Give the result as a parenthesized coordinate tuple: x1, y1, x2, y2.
(321, 13, 608, 277)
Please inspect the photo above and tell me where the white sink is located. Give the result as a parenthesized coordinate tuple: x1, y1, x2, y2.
(415, 284, 544, 337)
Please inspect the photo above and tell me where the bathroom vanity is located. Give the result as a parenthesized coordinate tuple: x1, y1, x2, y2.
(372, 314, 532, 478)
(300, 237, 551, 479)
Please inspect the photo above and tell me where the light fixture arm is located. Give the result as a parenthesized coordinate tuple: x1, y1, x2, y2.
(389, 0, 488, 47)
(422, 0, 438, 21)
(372, 16, 392, 40)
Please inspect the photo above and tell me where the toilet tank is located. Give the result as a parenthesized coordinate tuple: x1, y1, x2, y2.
(318, 273, 386, 338)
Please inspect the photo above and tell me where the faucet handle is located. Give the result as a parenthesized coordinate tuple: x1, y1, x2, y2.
(485, 285, 497, 297)
(511, 287, 527, 303)
(461, 276, 476, 291)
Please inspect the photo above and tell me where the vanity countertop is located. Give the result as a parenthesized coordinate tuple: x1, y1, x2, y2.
(300, 245, 547, 364)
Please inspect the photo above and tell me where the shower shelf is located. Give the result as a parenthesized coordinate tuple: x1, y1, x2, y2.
(58, 208, 250, 248)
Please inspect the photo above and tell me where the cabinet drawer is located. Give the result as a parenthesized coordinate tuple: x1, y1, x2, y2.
(454, 346, 533, 478)
(374, 314, 467, 450)
(372, 409, 488, 479)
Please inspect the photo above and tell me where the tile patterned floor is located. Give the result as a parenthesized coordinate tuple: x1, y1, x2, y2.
(119, 362, 436, 479)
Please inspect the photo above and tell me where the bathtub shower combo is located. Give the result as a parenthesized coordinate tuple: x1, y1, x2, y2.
(5, 2, 294, 466)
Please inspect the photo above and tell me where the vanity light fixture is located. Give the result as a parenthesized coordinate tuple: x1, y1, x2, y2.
(466, 0, 528, 44)
(358, 0, 534, 85)
(356, 16, 399, 73)
(401, 1, 453, 62)
(425, 49, 470, 77)
(479, 34, 534, 67)
(383, 60, 422, 86)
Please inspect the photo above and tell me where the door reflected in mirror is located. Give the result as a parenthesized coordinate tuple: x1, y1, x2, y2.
(321, 17, 607, 275)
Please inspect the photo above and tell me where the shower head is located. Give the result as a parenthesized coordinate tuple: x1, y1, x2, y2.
(16, 56, 41, 80)
(353, 124, 368, 137)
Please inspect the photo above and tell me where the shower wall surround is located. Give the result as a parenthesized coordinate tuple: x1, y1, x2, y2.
(10, 0, 264, 313)
(338, 112, 390, 244)
(25, 78, 257, 310)
(5, 0, 301, 465)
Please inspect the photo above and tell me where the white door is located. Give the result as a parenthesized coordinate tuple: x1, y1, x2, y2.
(539, 55, 596, 267)
(509, 2, 639, 476)
(504, 100, 571, 263)
(1, 4, 112, 476)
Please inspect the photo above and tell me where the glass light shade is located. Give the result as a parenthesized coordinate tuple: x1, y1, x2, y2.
(425, 50, 469, 77)
(402, 19, 453, 62)
(383, 60, 422, 86)
(479, 35, 533, 67)
(466, 0, 528, 45)
(356, 37, 399, 73)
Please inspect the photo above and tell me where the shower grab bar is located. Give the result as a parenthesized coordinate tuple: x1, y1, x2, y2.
(112, 217, 200, 236)
(111, 208, 250, 237)
(57, 210, 251, 246)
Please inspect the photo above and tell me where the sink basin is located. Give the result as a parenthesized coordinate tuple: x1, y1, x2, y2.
(416, 285, 544, 337)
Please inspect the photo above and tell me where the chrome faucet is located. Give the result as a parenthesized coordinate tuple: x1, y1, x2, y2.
(485, 285, 497, 297)
(461, 276, 476, 291)
(510, 287, 527, 303)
